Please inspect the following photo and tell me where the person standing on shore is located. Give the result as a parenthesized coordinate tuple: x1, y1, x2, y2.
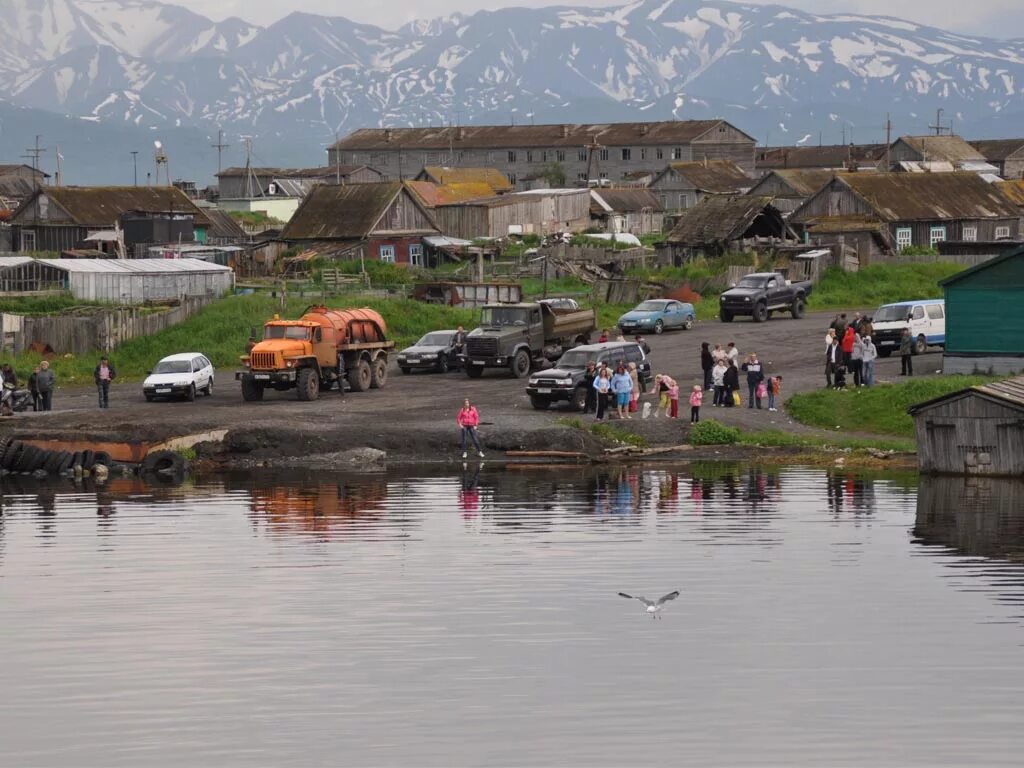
(862, 336, 877, 387)
(36, 361, 56, 411)
(28, 365, 40, 411)
(899, 328, 914, 376)
(726, 342, 739, 366)
(457, 398, 484, 459)
(850, 334, 864, 387)
(711, 358, 727, 406)
(453, 325, 467, 369)
(825, 327, 837, 352)
(611, 363, 633, 420)
(741, 353, 764, 409)
(723, 360, 739, 407)
(841, 325, 855, 366)
(582, 361, 597, 414)
(700, 342, 714, 391)
(826, 336, 841, 388)
(627, 362, 640, 414)
(767, 374, 783, 412)
(594, 368, 612, 420)
(94, 356, 116, 409)
(689, 385, 702, 423)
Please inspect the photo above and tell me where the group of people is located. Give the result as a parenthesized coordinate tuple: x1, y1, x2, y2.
(825, 312, 880, 389)
(0, 356, 117, 415)
(702, 341, 783, 412)
(584, 360, 645, 421)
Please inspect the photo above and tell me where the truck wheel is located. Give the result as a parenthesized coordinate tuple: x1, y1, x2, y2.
(296, 368, 320, 401)
(683, 317, 694, 330)
(791, 298, 806, 319)
(465, 365, 484, 378)
(653, 319, 665, 334)
(752, 302, 768, 323)
(438, 355, 449, 373)
(348, 359, 372, 392)
(241, 377, 264, 402)
(571, 386, 588, 411)
(530, 395, 551, 410)
(370, 357, 388, 389)
(511, 349, 531, 378)
(719, 309, 733, 323)
(914, 334, 927, 355)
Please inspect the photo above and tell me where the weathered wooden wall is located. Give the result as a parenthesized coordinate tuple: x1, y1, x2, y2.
(914, 475, 1024, 562)
(914, 394, 1024, 476)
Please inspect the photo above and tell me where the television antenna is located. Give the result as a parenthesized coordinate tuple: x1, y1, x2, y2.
(154, 140, 170, 186)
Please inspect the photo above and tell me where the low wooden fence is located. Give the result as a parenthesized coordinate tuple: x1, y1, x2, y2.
(1, 296, 215, 356)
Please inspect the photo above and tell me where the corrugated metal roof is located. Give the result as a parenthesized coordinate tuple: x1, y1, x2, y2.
(996, 180, 1024, 206)
(666, 195, 782, 245)
(897, 135, 986, 164)
(217, 165, 368, 179)
(662, 160, 752, 192)
(909, 375, 1024, 413)
(835, 173, 1020, 221)
(43, 258, 232, 274)
(420, 167, 513, 190)
(15, 186, 212, 227)
(969, 138, 1024, 162)
(749, 168, 838, 197)
(332, 121, 746, 150)
(755, 144, 886, 170)
(0, 256, 37, 270)
(405, 181, 498, 207)
(590, 188, 663, 213)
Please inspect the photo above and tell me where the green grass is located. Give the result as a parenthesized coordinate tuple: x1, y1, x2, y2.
(0, 295, 111, 315)
(735, 429, 916, 453)
(808, 263, 962, 311)
(786, 376, 996, 438)
(555, 417, 647, 447)
(3, 293, 479, 386)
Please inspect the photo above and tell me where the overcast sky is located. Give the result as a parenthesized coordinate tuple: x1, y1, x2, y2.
(173, 0, 1022, 38)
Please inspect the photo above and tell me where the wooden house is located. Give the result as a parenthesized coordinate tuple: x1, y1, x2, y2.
(430, 189, 591, 240)
(909, 376, 1024, 476)
(939, 246, 1024, 375)
(659, 195, 793, 262)
(403, 181, 498, 209)
(279, 182, 439, 267)
(0, 164, 50, 211)
(744, 169, 840, 215)
(754, 144, 886, 173)
(790, 173, 1021, 261)
(970, 139, 1024, 180)
(589, 188, 664, 235)
(648, 160, 751, 212)
(415, 167, 513, 193)
(216, 165, 382, 199)
(8, 186, 212, 254)
(885, 135, 994, 173)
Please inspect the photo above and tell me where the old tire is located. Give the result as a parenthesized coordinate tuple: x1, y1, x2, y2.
(241, 377, 264, 402)
(296, 368, 320, 401)
(141, 449, 186, 476)
(370, 357, 387, 389)
(438, 355, 449, 374)
(205, 378, 214, 396)
(186, 384, 196, 402)
(571, 386, 588, 411)
(93, 450, 112, 468)
(511, 349, 531, 378)
(56, 451, 74, 474)
(348, 359, 372, 392)
(653, 319, 665, 335)
(465, 365, 484, 378)
(791, 298, 806, 319)
(914, 334, 927, 355)
(81, 449, 96, 471)
(752, 302, 768, 323)
(400, 366, 411, 375)
(720, 309, 733, 323)
(530, 395, 551, 410)
(1, 439, 22, 468)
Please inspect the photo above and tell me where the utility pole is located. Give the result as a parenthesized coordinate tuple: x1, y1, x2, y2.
(584, 139, 603, 187)
(211, 129, 229, 175)
(54, 146, 62, 187)
(130, 151, 139, 186)
(335, 131, 341, 184)
(885, 113, 892, 172)
(929, 108, 946, 136)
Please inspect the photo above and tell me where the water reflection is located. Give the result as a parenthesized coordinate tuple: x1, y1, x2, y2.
(915, 475, 1024, 563)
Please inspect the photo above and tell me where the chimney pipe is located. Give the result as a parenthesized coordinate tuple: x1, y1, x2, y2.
(560, 124, 569, 138)
(384, 128, 393, 143)
(456, 126, 465, 141)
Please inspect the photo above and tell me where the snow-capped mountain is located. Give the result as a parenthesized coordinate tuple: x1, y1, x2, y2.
(4, 0, 1024, 184)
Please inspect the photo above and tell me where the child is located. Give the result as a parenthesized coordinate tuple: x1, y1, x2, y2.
(689, 385, 702, 423)
(668, 380, 680, 419)
(755, 378, 767, 410)
(652, 374, 670, 418)
(711, 358, 727, 407)
(768, 375, 782, 412)
(833, 364, 847, 390)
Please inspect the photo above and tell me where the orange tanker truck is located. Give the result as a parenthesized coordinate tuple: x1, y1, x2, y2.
(236, 305, 395, 401)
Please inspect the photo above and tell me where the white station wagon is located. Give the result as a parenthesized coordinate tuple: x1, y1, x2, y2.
(143, 353, 215, 402)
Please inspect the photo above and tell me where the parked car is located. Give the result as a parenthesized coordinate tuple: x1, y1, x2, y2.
(144, 353, 214, 402)
(617, 299, 696, 335)
(871, 299, 945, 357)
(525, 341, 652, 410)
(539, 297, 581, 311)
(719, 272, 812, 322)
(397, 330, 460, 374)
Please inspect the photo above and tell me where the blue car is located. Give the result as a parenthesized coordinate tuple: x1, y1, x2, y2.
(617, 299, 696, 335)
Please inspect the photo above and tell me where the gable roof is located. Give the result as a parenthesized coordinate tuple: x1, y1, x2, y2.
(666, 195, 783, 245)
(590, 188, 662, 213)
(217, 165, 375, 180)
(15, 186, 212, 227)
(332, 120, 753, 151)
(748, 168, 838, 197)
(995, 180, 1024, 206)
(202, 208, 248, 240)
(0, 164, 50, 178)
(280, 182, 437, 240)
(404, 181, 497, 208)
(755, 144, 886, 170)
(659, 160, 751, 193)
(908, 374, 1024, 414)
(968, 139, 1024, 162)
(419, 167, 512, 191)
(939, 245, 1024, 287)
(895, 135, 987, 164)
(820, 173, 1019, 221)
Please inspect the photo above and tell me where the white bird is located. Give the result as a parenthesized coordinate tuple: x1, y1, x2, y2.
(618, 590, 680, 619)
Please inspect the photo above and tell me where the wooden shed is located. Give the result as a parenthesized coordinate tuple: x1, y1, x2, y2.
(909, 377, 1024, 476)
(940, 246, 1024, 375)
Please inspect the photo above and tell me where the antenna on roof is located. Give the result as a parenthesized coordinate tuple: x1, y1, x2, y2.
(211, 129, 230, 176)
(240, 136, 263, 199)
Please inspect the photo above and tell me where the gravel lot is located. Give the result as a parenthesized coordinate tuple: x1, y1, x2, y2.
(3, 310, 938, 461)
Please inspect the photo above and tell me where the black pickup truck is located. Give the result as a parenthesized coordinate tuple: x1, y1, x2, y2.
(719, 272, 813, 323)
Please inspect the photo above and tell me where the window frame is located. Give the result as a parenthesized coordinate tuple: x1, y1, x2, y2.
(962, 226, 977, 242)
(895, 227, 912, 250)
(929, 226, 946, 246)
(378, 244, 396, 263)
(995, 225, 1011, 239)
(408, 243, 424, 268)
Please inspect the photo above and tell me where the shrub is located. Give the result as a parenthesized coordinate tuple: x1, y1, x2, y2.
(689, 419, 740, 445)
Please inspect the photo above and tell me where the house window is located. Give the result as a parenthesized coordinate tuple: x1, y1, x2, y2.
(578, 149, 588, 162)
(896, 227, 912, 250)
(671, 147, 683, 160)
(507, 173, 517, 185)
(656, 148, 664, 160)
(556, 150, 566, 162)
(929, 226, 946, 246)
(962, 226, 977, 242)
(540, 151, 547, 162)
(526, 150, 534, 163)
(409, 244, 424, 267)
(659, 194, 667, 209)
(621, 148, 631, 161)
(507, 151, 517, 163)
(379, 245, 395, 263)
(640, 148, 647, 161)
(578, 172, 588, 181)
(20, 230, 37, 252)
(679, 193, 689, 209)
(600, 149, 609, 161)
(996, 225, 1011, 239)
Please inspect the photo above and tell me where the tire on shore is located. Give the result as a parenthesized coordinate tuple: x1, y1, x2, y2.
(141, 449, 187, 477)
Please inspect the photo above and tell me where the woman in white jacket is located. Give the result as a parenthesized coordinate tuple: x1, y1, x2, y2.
(862, 335, 878, 387)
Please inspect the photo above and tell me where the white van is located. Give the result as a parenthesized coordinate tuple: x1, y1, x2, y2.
(871, 299, 945, 357)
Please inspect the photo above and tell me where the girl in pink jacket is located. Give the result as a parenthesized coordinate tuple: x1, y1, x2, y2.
(689, 385, 703, 423)
(457, 399, 484, 459)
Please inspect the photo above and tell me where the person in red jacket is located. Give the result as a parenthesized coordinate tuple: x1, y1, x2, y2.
(841, 325, 856, 365)
(457, 398, 484, 459)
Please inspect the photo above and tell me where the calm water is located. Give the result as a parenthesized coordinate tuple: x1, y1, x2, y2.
(2, 465, 1024, 767)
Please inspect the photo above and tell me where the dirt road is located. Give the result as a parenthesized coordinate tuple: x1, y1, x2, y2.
(3, 311, 936, 463)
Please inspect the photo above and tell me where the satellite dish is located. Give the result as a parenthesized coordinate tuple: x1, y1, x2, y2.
(154, 140, 163, 149)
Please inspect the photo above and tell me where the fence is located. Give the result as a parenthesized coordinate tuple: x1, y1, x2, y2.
(875, 253, 1002, 269)
(1, 296, 215, 356)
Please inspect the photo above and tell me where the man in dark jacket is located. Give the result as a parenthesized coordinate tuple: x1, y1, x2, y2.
(700, 342, 714, 391)
(94, 356, 116, 409)
(741, 353, 765, 409)
(453, 325, 467, 370)
(723, 360, 740, 407)
(826, 337, 842, 388)
(899, 328, 914, 376)
(36, 361, 56, 411)
(582, 361, 597, 414)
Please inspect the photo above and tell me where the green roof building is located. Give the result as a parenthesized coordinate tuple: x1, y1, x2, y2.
(941, 246, 1024, 375)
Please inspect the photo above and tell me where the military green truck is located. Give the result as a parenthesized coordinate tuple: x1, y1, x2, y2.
(460, 302, 597, 378)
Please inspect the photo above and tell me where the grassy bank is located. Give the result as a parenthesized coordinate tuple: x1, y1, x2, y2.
(808, 263, 960, 310)
(691, 419, 916, 453)
(4, 294, 478, 386)
(785, 376, 995, 438)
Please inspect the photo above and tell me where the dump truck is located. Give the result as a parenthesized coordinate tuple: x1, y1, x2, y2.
(461, 301, 597, 378)
(237, 306, 395, 401)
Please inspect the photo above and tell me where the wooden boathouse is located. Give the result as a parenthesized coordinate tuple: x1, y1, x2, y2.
(909, 377, 1024, 476)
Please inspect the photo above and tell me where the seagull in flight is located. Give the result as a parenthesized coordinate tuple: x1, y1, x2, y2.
(618, 590, 680, 619)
